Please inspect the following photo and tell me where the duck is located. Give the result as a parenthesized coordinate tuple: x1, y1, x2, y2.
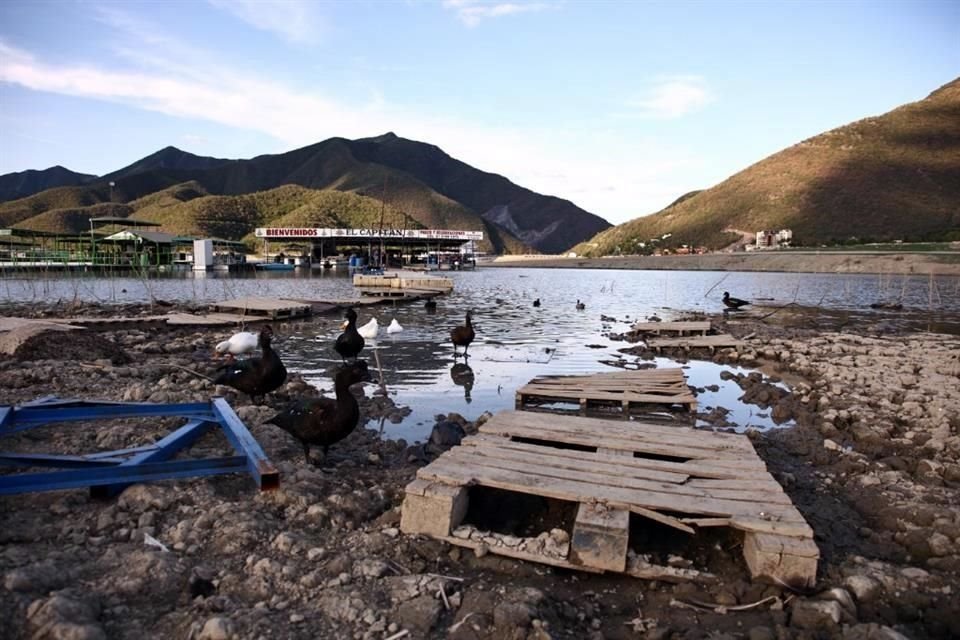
(451, 310, 475, 357)
(213, 325, 287, 403)
(334, 308, 364, 363)
(265, 360, 373, 465)
(424, 298, 438, 311)
(357, 317, 379, 340)
(575, 300, 585, 311)
(387, 318, 403, 334)
(722, 291, 750, 310)
(533, 298, 541, 308)
(214, 330, 259, 360)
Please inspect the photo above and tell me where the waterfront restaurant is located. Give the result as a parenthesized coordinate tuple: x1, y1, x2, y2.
(254, 227, 484, 269)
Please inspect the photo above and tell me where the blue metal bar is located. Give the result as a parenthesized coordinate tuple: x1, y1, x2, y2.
(0, 406, 12, 430)
(92, 419, 214, 498)
(212, 398, 279, 491)
(0, 456, 248, 495)
(11, 402, 215, 425)
(0, 453, 123, 469)
(84, 445, 158, 460)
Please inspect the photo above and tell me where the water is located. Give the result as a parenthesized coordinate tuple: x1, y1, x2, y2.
(3, 268, 959, 442)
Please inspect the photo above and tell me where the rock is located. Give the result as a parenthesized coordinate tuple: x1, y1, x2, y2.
(27, 593, 106, 640)
(4, 561, 65, 593)
(396, 594, 442, 632)
(747, 626, 775, 640)
(927, 532, 953, 557)
(117, 484, 171, 513)
(790, 599, 842, 630)
(198, 616, 234, 640)
(842, 623, 911, 640)
(493, 601, 537, 630)
(843, 575, 880, 604)
(353, 558, 390, 579)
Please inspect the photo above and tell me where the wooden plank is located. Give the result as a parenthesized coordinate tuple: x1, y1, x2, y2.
(459, 439, 691, 483)
(438, 449, 795, 505)
(570, 504, 630, 571)
(632, 320, 711, 334)
(647, 334, 743, 349)
(519, 388, 696, 405)
(417, 459, 807, 522)
(479, 417, 759, 462)
(460, 435, 773, 480)
(630, 504, 696, 534)
(434, 534, 602, 574)
(484, 411, 756, 455)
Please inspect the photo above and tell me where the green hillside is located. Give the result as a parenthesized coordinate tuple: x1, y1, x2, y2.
(574, 78, 960, 256)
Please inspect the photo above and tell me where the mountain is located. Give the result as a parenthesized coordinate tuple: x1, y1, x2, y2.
(0, 134, 609, 254)
(0, 166, 96, 202)
(97, 146, 233, 184)
(342, 133, 611, 253)
(573, 78, 960, 256)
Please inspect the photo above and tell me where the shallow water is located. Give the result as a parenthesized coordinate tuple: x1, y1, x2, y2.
(3, 267, 958, 442)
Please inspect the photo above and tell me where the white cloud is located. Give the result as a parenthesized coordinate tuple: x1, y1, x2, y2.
(0, 34, 704, 225)
(628, 76, 714, 119)
(442, 0, 553, 27)
(207, 0, 326, 45)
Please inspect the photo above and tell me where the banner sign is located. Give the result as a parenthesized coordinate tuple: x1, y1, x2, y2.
(254, 228, 483, 241)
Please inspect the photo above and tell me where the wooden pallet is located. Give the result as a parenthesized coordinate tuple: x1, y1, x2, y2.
(631, 320, 711, 336)
(209, 296, 311, 320)
(401, 411, 818, 587)
(516, 368, 697, 417)
(647, 334, 744, 353)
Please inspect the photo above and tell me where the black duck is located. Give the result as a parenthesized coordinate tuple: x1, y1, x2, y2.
(334, 307, 365, 363)
(213, 325, 287, 403)
(451, 310, 475, 357)
(265, 360, 373, 464)
(722, 292, 750, 310)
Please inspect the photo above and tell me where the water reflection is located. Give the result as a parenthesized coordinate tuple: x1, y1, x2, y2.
(450, 362, 475, 403)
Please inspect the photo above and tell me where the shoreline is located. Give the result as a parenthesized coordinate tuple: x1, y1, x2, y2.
(487, 251, 960, 275)
(1, 302, 958, 639)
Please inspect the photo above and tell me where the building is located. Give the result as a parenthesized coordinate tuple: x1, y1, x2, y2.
(253, 227, 484, 270)
(755, 229, 793, 250)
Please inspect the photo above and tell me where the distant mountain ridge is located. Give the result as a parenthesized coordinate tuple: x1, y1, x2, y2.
(573, 77, 960, 256)
(0, 134, 612, 254)
(0, 166, 96, 202)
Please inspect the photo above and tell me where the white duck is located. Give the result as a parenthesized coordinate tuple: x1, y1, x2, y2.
(387, 318, 403, 334)
(357, 317, 379, 340)
(215, 330, 259, 359)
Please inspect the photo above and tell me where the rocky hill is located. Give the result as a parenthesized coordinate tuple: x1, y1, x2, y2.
(0, 166, 96, 202)
(1, 134, 610, 254)
(573, 77, 960, 256)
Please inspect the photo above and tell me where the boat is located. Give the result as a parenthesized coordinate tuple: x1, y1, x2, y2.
(254, 262, 295, 271)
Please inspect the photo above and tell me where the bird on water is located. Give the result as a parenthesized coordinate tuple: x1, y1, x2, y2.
(334, 308, 364, 363)
(575, 300, 585, 311)
(451, 311, 476, 358)
(722, 292, 750, 310)
(265, 360, 373, 465)
(533, 298, 541, 308)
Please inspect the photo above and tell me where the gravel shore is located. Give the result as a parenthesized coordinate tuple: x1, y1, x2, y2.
(1, 301, 958, 639)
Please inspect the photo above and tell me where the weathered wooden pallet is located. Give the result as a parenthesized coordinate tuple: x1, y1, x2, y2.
(631, 320, 711, 336)
(209, 296, 311, 320)
(647, 334, 744, 353)
(516, 368, 697, 417)
(401, 410, 819, 587)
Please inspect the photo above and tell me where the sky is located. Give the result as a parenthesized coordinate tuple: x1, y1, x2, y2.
(0, 1, 957, 225)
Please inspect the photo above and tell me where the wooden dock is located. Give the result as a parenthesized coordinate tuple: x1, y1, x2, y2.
(209, 296, 311, 320)
(631, 320, 710, 336)
(515, 368, 697, 417)
(401, 410, 818, 586)
(353, 271, 454, 292)
(647, 334, 744, 353)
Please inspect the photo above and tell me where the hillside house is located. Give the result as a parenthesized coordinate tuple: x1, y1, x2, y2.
(755, 228, 793, 250)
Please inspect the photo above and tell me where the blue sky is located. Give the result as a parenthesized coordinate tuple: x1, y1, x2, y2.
(0, 0, 957, 225)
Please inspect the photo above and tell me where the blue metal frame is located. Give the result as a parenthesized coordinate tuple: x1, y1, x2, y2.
(0, 397, 279, 496)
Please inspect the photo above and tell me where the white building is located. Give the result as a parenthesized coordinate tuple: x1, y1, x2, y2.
(755, 229, 793, 249)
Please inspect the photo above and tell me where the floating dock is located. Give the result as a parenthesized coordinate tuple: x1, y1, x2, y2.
(209, 296, 311, 320)
(353, 271, 453, 293)
(631, 320, 711, 336)
(646, 334, 744, 353)
(515, 368, 697, 417)
(401, 410, 818, 587)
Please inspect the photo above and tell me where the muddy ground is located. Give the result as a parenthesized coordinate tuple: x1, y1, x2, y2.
(1, 301, 958, 640)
